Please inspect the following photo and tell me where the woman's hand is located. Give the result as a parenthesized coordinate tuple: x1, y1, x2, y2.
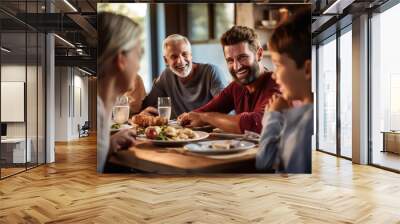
(109, 128, 136, 154)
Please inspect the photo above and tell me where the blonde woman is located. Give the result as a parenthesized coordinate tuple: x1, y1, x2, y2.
(97, 12, 143, 173)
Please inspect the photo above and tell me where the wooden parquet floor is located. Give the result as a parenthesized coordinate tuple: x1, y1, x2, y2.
(0, 135, 400, 224)
(1, 167, 26, 178)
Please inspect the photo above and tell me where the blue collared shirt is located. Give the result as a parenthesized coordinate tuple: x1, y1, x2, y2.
(256, 103, 313, 173)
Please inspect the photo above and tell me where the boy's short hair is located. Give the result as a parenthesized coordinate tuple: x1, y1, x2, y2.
(220, 26, 261, 53)
(268, 8, 311, 68)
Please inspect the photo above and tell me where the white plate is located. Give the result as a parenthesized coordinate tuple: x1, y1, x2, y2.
(167, 120, 182, 128)
(136, 131, 209, 146)
(184, 140, 255, 155)
(170, 120, 214, 132)
(191, 125, 214, 132)
(210, 132, 244, 138)
(110, 124, 133, 132)
(209, 133, 260, 143)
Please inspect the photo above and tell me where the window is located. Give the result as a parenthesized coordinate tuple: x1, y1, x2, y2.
(0, 0, 46, 179)
(187, 4, 209, 41)
(390, 75, 400, 129)
(317, 28, 353, 159)
(187, 3, 235, 42)
(317, 36, 337, 154)
(339, 27, 352, 158)
(370, 2, 400, 171)
(215, 3, 235, 39)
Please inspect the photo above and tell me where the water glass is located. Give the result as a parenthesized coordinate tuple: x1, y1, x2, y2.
(112, 95, 130, 124)
(158, 97, 171, 121)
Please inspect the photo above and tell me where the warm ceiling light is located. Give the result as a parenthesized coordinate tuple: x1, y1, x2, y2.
(1, 47, 11, 53)
(323, 0, 341, 14)
(76, 48, 86, 55)
(323, 0, 354, 15)
(279, 8, 288, 13)
(63, 0, 78, 12)
(54, 34, 75, 48)
(78, 67, 93, 76)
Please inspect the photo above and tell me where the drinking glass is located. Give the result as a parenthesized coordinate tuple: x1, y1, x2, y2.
(112, 95, 130, 124)
(158, 97, 171, 121)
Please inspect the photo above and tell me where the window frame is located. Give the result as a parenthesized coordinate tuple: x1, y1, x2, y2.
(315, 21, 353, 161)
(367, 0, 400, 173)
(338, 24, 353, 159)
(0, 0, 47, 179)
(186, 3, 236, 44)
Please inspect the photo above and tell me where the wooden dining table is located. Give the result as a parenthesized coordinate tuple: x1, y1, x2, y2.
(108, 137, 260, 174)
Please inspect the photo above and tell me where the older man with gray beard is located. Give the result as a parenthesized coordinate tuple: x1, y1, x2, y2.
(140, 34, 226, 119)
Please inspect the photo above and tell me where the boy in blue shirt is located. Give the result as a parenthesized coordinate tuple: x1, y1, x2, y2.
(256, 9, 313, 173)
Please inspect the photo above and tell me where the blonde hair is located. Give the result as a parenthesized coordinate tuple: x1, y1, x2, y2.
(162, 34, 191, 56)
(98, 12, 142, 77)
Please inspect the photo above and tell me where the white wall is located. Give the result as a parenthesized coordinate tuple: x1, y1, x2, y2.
(1, 65, 35, 137)
(1, 65, 26, 140)
(72, 73, 89, 138)
(54, 67, 89, 141)
(55, 66, 69, 141)
(1, 64, 45, 164)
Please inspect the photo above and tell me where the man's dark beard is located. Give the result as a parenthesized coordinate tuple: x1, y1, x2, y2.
(230, 61, 260, 85)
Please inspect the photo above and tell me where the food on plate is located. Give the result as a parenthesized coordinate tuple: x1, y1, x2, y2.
(181, 128, 196, 138)
(211, 140, 235, 150)
(145, 126, 162, 139)
(144, 126, 198, 141)
(132, 114, 168, 127)
(111, 123, 121, 130)
(111, 123, 133, 131)
(164, 126, 177, 137)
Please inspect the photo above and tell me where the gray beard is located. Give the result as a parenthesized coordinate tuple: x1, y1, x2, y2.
(170, 63, 192, 78)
